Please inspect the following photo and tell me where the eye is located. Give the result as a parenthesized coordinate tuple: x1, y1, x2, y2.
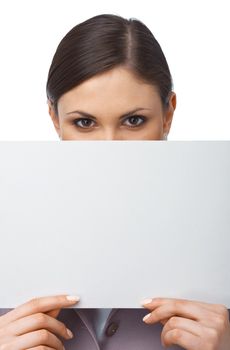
(73, 118, 95, 129)
(72, 115, 146, 129)
(123, 115, 146, 128)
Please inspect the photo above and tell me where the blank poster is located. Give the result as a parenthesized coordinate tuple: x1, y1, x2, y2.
(0, 141, 229, 308)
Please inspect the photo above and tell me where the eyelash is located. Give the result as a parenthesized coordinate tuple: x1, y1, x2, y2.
(72, 115, 146, 129)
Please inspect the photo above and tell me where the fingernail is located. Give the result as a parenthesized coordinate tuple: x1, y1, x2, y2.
(140, 298, 152, 306)
(66, 295, 80, 302)
(143, 313, 151, 321)
(66, 328, 74, 338)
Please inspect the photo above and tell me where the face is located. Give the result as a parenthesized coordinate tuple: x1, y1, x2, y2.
(48, 66, 176, 140)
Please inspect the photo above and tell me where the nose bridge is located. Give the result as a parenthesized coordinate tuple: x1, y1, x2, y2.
(102, 126, 120, 140)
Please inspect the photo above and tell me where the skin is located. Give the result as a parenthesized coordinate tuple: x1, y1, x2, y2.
(0, 296, 229, 349)
(141, 297, 230, 349)
(47, 66, 176, 140)
(0, 295, 78, 350)
(1, 67, 229, 349)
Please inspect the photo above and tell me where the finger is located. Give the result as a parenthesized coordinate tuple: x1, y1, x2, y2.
(142, 300, 217, 324)
(163, 328, 202, 349)
(141, 297, 227, 315)
(161, 316, 205, 343)
(160, 318, 169, 325)
(28, 347, 56, 350)
(9, 329, 64, 350)
(1, 294, 80, 324)
(5, 312, 73, 340)
(46, 308, 62, 319)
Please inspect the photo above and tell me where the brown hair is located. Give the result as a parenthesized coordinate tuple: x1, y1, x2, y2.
(46, 13, 174, 116)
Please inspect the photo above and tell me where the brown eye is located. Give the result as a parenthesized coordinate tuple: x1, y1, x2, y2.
(73, 118, 95, 128)
(123, 115, 146, 127)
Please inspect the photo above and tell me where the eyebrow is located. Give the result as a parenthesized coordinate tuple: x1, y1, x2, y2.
(66, 108, 152, 120)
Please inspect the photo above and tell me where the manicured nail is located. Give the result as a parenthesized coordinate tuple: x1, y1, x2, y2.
(66, 295, 80, 302)
(143, 313, 151, 321)
(66, 328, 74, 338)
(141, 298, 152, 306)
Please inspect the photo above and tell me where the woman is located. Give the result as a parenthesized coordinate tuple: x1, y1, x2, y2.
(0, 14, 229, 350)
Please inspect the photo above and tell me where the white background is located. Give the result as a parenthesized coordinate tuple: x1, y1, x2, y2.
(0, 0, 229, 140)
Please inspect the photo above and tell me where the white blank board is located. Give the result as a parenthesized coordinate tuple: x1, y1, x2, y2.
(0, 141, 229, 308)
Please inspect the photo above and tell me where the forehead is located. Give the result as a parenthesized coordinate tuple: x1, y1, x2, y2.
(58, 66, 162, 115)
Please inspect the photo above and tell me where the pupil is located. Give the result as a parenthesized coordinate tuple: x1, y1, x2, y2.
(83, 119, 90, 126)
(131, 117, 137, 124)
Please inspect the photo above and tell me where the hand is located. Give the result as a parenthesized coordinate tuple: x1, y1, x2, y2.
(0, 294, 80, 350)
(140, 297, 230, 350)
